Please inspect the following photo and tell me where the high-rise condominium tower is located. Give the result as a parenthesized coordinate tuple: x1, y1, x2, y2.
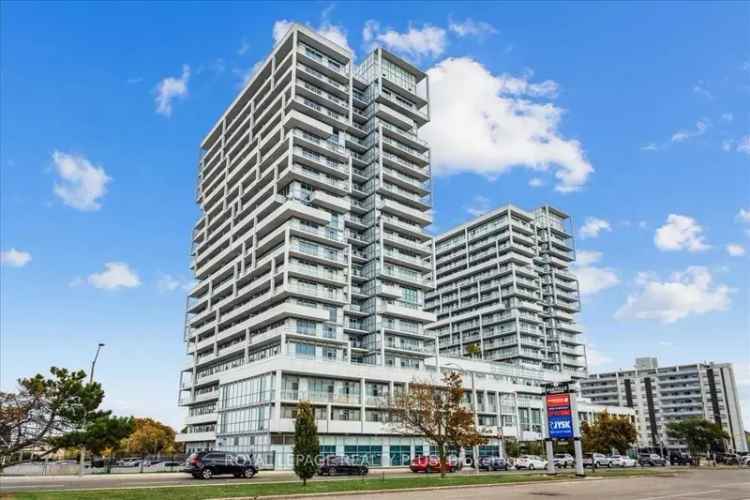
(178, 24, 436, 458)
(426, 205, 586, 377)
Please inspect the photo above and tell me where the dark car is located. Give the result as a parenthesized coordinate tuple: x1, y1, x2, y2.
(183, 451, 257, 480)
(318, 456, 368, 476)
(478, 456, 509, 471)
(638, 453, 667, 467)
(669, 452, 691, 466)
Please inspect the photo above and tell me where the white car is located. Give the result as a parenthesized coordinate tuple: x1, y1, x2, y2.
(515, 455, 548, 470)
(609, 455, 637, 467)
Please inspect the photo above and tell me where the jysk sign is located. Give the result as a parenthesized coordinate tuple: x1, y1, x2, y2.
(546, 393, 574, 440)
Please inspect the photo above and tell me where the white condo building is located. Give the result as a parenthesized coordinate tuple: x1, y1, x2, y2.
(426, 205, 586, 376)
(176, 24, 630, 468)
(581, 358, 747, 453)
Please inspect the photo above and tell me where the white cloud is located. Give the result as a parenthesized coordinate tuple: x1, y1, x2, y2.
(726, 243, 746, 257)
(87, 262, 141, 290)
(465, 195, 491, 217)
(737, 209, 750, 224)
(155, 65, 190, 117)
(51, 151, 111, 211)
(579, 217, 611, 239)
(575, 249, 603, 267)
(640, 143, 660, 151)
(422, 58, 592, 193)
(362, 21, 446, 59)
(586, 345, 613, 368)
(654, 214, 710, 252)
(448, 18, 497, 38)
(737, 135, 750, 155)
(615, 266, 731, 324)
(237, 39, 250, 56)
(273, 19, 352, 53)
(1, 248, 31, 268)
(157, 273, 195, 293)
(692, 81, 714, 100)
(572, 250, 620, 296)
(671, 119, 709, 143)
(273, 20, 294, 44)
(721, 112, 734, 122)
(528, 177, 544, 188)
(722, 139, 734, 152)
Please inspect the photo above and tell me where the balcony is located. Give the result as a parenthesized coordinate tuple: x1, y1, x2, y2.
(381, 300, 436, 323)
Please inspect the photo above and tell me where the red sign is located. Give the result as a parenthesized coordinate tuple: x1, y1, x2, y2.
(546, 393, 572, 416)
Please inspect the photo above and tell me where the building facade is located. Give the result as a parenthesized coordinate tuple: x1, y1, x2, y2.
(581, 358, 747, 453)
(426, 205, 586, 377)
(176, 24, 629, 469)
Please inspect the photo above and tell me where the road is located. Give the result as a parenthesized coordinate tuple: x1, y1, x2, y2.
(323, 469, 750, 500)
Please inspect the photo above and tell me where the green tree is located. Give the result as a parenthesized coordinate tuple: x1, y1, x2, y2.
(0, 367, 109, 461)
(293, 401, 319, 486)
(125, 418, 179, 458)
(389, 372, 487, 477)
(49, 415, 134, 457)
(666, 418, 729, 457)
(581, 411, 637, 454)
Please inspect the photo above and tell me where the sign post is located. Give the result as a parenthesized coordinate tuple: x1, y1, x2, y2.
(542, 382, 582, 476)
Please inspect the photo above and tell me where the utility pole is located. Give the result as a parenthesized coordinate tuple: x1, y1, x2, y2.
(79, 343, 105, 477)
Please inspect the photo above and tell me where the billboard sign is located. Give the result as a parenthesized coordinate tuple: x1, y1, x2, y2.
(546, 392, 574, 440)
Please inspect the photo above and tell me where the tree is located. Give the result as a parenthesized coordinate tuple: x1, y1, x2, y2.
(0, 367, 106, 461)
(293, 401, 319, 486)
(581, 411, 637, 454)
(125, 418, 178, 458)
(388, 371, 487, 478)
(49, 415, 134, 457)
(667, 418, 729, 458)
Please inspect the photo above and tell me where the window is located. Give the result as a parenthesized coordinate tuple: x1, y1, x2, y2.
(389, 445, 411, 466)
(402, 287, 418, 304)
(323, 347, 337, 361)
(296, 320, 317, 336)
(295, 343, 316, 359)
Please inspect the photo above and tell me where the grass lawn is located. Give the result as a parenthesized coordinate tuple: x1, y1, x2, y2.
(7, 468, 677, 500)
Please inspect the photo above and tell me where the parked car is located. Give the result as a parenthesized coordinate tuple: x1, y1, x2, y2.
(717, 453, 743, 465)
(609, 455, 637, 467)
(477, 456, 509, 471)
(638, 453, 667, 467)
(514, 455, 548, 470)
(742, 455, 750, 467)
(318, 456, 368, 476)
(669, 452, 692, 466)
(553, 453, 575, 468)
(183, 451, 257, 480)
(409, 455, 460, 473)
(583, 453, 612, 468)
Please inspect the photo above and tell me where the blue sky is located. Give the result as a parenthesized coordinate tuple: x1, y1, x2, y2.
(1, 1, 748, 429)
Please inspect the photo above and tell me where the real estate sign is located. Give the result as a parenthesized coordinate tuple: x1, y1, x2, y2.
(546, 392, 574, 440)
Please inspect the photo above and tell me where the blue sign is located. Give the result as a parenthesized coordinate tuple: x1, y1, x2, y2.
(546, 393, 574, 440)
(548, 414, 574, 439)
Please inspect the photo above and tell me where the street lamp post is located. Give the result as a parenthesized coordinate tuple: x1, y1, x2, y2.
(79, 343, 105, 477)
(442, 362, 480, 475)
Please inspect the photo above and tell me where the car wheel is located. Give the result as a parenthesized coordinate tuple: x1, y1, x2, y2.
(192, 474, 200, 479)
(243, 468, 256, 479)
(607, 462, 612, 468)
(201, 468, 213, 480)
(529, 464, 535, 470)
